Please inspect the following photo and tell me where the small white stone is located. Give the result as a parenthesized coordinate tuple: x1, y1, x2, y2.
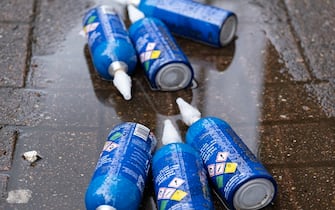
(280, 115, 288, 119)
(22, 150, 41, 164)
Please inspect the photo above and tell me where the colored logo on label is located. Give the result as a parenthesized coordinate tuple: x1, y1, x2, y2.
(216, 152, 229, 162)
(158, 187, 176, 200)
(208, 164, 215, 177)
(87, 16, 96, 24)
(159, 200, 168, 210)
(215, 163, 225, 175)
(157, 177, 188, 210)
(171, 190, 187, 201)
(208, 151, 238, 189)
(140, 42, 161, 71)
(83, 22, 100, 36)
(224, 162, 238, 173)
(103, 141, 118, 152)
(109, 132, 122, 141)
(207, 152, 238, 177)
(168, 178, 185, 188)
(216, 175, 224, 188)
(213, 163, 238, 188)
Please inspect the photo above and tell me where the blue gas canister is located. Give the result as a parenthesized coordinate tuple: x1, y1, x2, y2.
(152, 119, 214, 210)
(85, 122, 157, 210)
(123, 0, 237, 47)
(176, 98, 277, 210)
(127, 5, 194, 91)
(83, 5, 138, 100)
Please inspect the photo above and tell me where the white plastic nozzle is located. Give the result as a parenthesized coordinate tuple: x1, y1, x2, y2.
(130, 0, 141, 6)
(162, 119, 183, 145)
(96, 205, 116, 210)
(113, 0, 127, 4)
(176, 97, 201, 126)
(113, 70, 132, 100)
(22, 150, 41, 163)
(114, 0, 140, 6)
(127, 4, 145, 23)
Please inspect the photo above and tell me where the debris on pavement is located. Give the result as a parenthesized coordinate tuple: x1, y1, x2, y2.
(22, 150, 42, 166)
(6, 189, 33, 204)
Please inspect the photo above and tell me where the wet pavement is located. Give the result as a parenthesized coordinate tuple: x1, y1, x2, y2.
(0, 0, 334, 209)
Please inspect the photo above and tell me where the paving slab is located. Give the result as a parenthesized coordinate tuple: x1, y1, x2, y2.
(1, 128, 100, 210)
(38, 90, 102, 128)
(0, 127, 18, 171)
(0, 23, 30, 88)
(181, 40, 235, 73)
(261, 83, 328, 122)
(305, 80, 335, 118)
(0, 89, 45, 126)
(32, 0, 125, 55)
(263, 41, 296, 84)
(32, 0, 90, 55)
(257, 0, 312, 82)
(284, 0, 335, 80)
(259, 121, 335, 165)
(0, 174, 9, 200)
(28, 50, 91, 90)
(0, 0, 35, 22)
(1, 0, 334, 209)
(268, 167, 335, 209)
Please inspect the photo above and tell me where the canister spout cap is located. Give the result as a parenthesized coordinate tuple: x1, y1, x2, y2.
(109, 61, 132, 100)
(162, 119, 183, 145)
(96, 205, 116, 210)
(127, 4, 145, 23)
(114, 0, 140, 7)
(176, 97, 201, 126)
(129, 0, 141, 7)
(113, 70, 132, 100)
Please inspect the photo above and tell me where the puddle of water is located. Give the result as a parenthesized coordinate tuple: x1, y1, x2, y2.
(3, 0, 298, 209)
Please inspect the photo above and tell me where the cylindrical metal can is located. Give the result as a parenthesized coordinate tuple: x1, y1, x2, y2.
(185, 117, 277, 210)
(128, 17, 194, 91)
(152, 143, 214, 210)
(85, 122, 157, 210)
(137, 0, 238, 47)
(82, 5, 137, 80)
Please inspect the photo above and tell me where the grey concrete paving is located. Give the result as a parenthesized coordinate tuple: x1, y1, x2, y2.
(0, 0, 334, 209)
(0, 23, 31, 88)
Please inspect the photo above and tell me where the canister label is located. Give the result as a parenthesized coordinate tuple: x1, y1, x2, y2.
(186, 117, 276, 208)
(129, 17, 192, 89)
(85, 122, 157, 210)
(83, 6, 131, 52)
(152, 143, 214, 210)
(139, 0, 235, 46)
(82, 5, 137, 80)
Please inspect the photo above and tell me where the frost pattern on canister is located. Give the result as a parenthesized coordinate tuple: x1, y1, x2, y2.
(128, 17, 194, 91)
(185, 117, 277, 210)
(85, 122, 157, 210)
(83, 5, 137, 80)
(137, 0, 237, 47)
(152, 143, 214, 210)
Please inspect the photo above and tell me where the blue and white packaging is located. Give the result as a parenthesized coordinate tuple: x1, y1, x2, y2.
(152, 119, 214, 210)
(176, 98, 277, 210)
(122, 0, 237, 47)
(83, 5, 138, 100)
(85, 122, 157, 210)
(127, 5, 194, 91)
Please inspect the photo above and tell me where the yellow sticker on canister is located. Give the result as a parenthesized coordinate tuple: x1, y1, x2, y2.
(170, 190, 187, 201)
(224, 162, 238, 173)
(151, 50, 161, 59)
